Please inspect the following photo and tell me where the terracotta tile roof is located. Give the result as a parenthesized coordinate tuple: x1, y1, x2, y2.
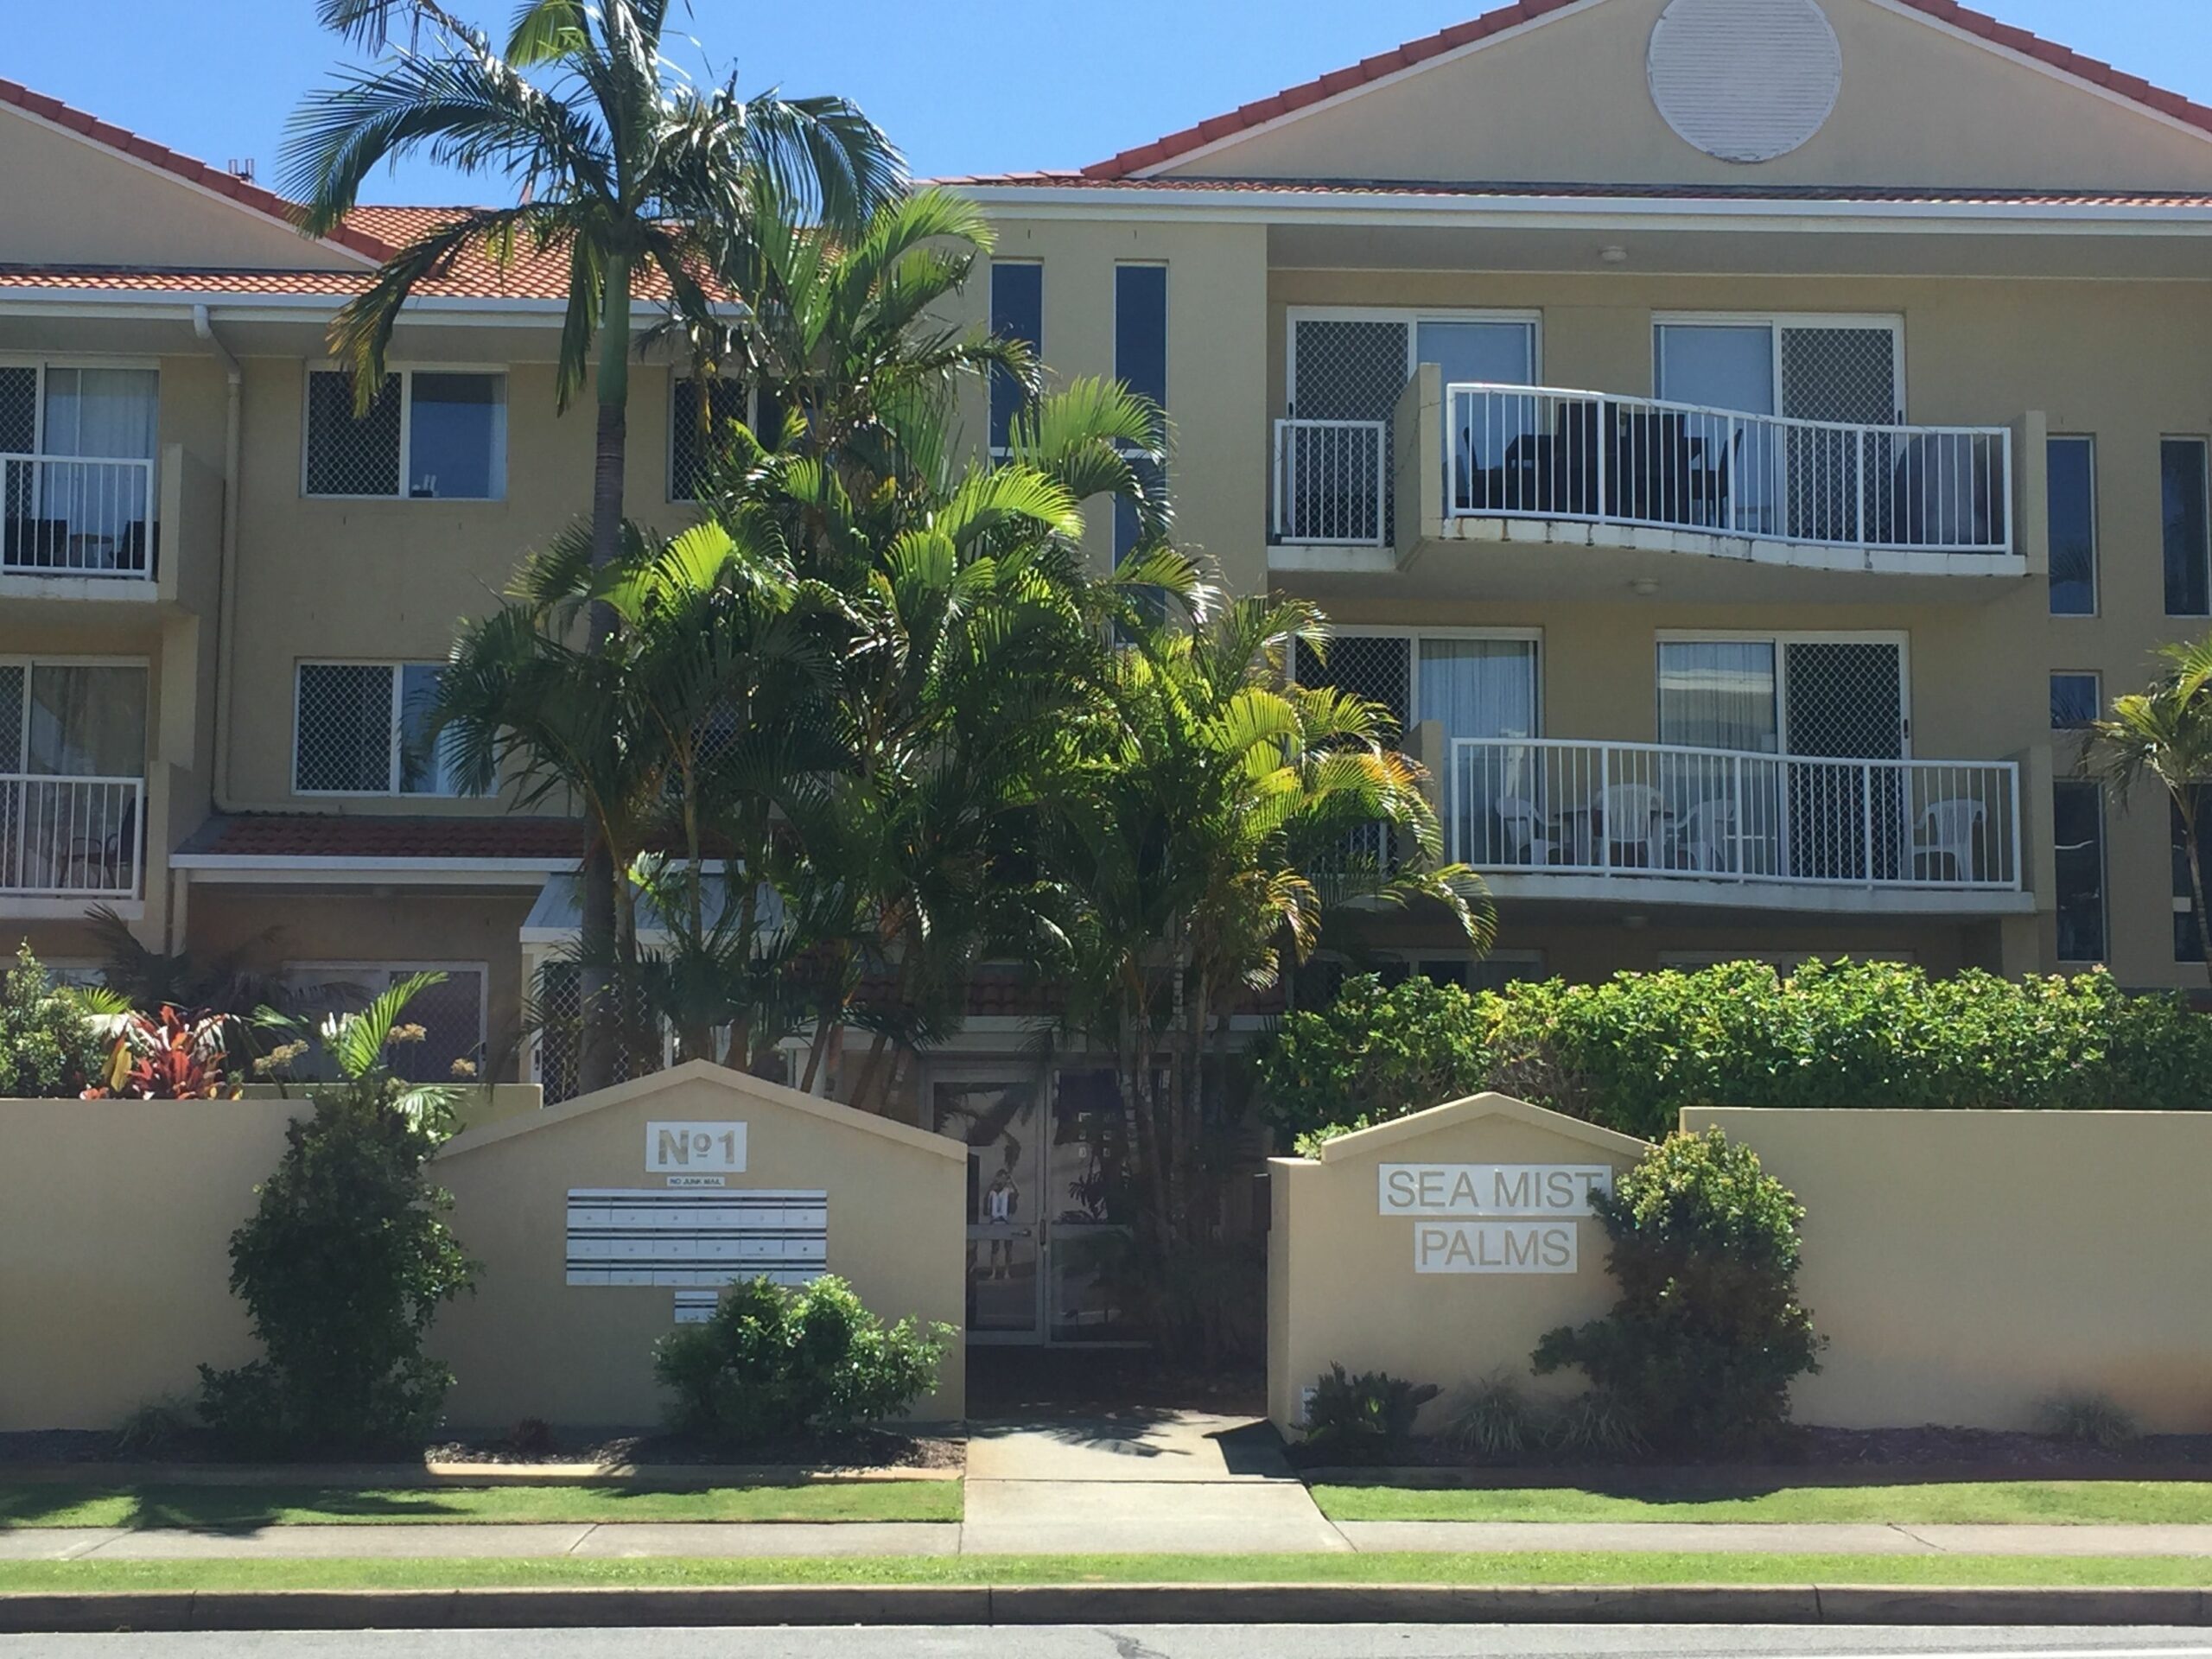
(1077, 0, 2212, 181)
(944, 175, 2212, 209)
(180, 813, 586, 862)
(0, 75, 388, 263)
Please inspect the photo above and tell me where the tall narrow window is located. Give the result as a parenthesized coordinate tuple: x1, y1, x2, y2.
(2046, 436, 2096, 616)
(988, 262, 1042, 454)
(1114, 264, 1167, 561)
(2164, 438, 2211, 617)
(2053, 781, 2106, 963)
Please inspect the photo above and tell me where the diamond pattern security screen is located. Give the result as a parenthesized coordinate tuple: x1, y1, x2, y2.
(1779, 327, 1897, 543)
(305, 372, 402, 497)
(296, 664, 396, 792)
(1290, 320, 1410, 544)
(0, 370, 35, 529)
(1783, 640, 1904, 880)
(0, 664, 21, 771)
(1293, 633, 1412, 741)
(669, 378, 747, 502)
(534, 960, 656, 1104)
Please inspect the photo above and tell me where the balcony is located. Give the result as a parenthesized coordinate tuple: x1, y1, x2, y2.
(1445, 738, 2027, 915)
(3, 454, 156, 581)
(1, 774, 144, 899)
(1270, 372, 2032, 602)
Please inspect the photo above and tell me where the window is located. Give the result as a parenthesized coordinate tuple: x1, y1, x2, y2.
(2164, 438, 2210, 617)
(284, 963, 487, 1084)
(303, 369, 506, 499)
(2050, 672, 2101, 731)
(669, 376, 747, 502)
(2174, 788, 2212, 963)
(2047, 436, 2096, 615)
(294, 662, 476, 796)
(0, 660, 148, 777)
(1113, 264, 1167, 561)
(988, 262, 1042, 454)
(2053, 781, 2106, 963)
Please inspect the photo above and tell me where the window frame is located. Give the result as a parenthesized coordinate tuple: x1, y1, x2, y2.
(300, 363, 510, 502)
(292, 659, 474, 799)
(0, 653, 151, 779)
(1653, 628, 1914, 757)
(1282, 305, 1547, 407)
(2049, 671, 2101, 733)
(2052, 779, 2108, 965)
(1649, 311, 1907, 418)
(2162, 435, 2212, 619)
(1291, 625, 1546, 743)
(2045, 434, 2098, 617)
(283, 959, 491, 1073)
(988, 259, 1044, 460)
(665, 372, 754, 505)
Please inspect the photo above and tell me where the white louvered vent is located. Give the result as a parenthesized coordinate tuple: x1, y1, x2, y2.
(1648, 0, 1843, 163)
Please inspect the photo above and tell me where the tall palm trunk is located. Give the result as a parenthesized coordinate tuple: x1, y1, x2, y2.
(577, 257, 632, 1096)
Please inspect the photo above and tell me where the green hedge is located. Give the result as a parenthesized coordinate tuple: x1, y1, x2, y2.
(1255, 960, 2212, 1146)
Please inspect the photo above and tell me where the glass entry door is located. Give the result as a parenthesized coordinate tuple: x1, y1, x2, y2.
(931, 1068, 1143, 1346)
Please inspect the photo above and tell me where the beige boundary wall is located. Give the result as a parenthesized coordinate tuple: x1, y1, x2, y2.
(0, 1063, 964, 1432)
(1270, 1096, 2212, 1438)
(1267, 1094, 1649, 1436)
(1687, 1109, 2212, 1434)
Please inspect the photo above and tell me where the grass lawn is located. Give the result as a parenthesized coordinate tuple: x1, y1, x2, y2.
(1312, 1480, 2212, 1527)
(0, 1480, 959, 1530)
(0, 1551, 2208, 1593)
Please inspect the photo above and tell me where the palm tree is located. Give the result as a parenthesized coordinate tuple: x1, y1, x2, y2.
(284, 0, 901, 1092)
(1042, 594, 1493, 1355)
(2083, 636, 2212, 982)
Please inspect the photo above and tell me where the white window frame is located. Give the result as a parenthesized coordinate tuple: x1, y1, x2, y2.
(0, 653, 151, 775)
(1650, 312, 1907, 419)
(2046, 433, 2099, 618)
(1284, 306, 1545, 410)
(987, 259, 1046, 463)
(1654, 628, 1912, 757)
(292, 660, 471, 798)
(2050, 670, 2102, 732)
(300, 363, 509, 501)
(284, 959, 490, 1062)
(665, 371, 757, 504)
(0, 356, 163, 458)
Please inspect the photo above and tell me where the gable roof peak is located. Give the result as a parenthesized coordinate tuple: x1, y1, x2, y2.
(1084, 0, 2212, 181)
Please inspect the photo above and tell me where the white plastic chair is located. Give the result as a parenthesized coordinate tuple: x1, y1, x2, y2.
(1493, 797, 1556, 867)
(1913, 798, 1985, 882)
(1599, 783, 1663, 868)
(1672, 797, 1737, 873)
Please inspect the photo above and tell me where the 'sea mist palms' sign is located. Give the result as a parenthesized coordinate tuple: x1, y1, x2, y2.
(1378, 1164, 1612, 1217)
(1379, 1164, 1612, 1275)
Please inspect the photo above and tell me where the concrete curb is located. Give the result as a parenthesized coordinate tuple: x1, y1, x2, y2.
(3, 1463, 960, 1488)
(3, 1583, 2209, 1633)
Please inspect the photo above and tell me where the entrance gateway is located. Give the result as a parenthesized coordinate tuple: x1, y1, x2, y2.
(927, 1066, 1141, 1345)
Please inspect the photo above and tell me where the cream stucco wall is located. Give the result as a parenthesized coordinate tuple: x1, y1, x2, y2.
(1156, 0, 2212, 193)
(1267, 1093, 1649, 1435)
(1687, 1107, 2212, 1433)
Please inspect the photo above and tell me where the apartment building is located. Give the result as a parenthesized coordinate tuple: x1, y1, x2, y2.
(3, 0, 2212, 1339)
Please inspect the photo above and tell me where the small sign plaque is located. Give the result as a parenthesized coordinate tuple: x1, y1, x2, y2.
(1379, 1163, 1611, 1218)
(665, 1175, 727, 1190)
(646, 1122, 747, 1174)
(1415, 1220, 1578, 1274)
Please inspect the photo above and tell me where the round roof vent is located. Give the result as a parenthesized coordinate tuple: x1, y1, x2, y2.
(1648, 0, 1842, 164)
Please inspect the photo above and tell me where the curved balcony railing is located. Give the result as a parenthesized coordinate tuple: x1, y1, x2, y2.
(1445, 385, 2013, 556)
(1448, 738, 2020, 891)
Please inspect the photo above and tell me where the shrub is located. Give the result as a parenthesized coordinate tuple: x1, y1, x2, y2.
(1254, 974, 1491, 1147)
(1544, 1389, 1646, 1459)
(200, 976, 474, 1456)
(1534, 1128, 1821, 1454)
(113, 1396, 196, 1459)
(1300, 1363, 1440, 1463)
(0, 944, 105, 1098)
(2038, 1391, 2140, 1450)
(1444, 1370, 1540, 1461)
(653, 1275, 950, 1447)
(82, 1007, 240, 1100)
(1257, 962, 2212, 1145)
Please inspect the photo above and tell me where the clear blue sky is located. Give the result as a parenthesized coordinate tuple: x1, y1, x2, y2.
(7, 0, 2209, 201)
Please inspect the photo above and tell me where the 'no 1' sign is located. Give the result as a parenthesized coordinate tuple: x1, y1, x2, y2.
(646, 1122, 747, 1173)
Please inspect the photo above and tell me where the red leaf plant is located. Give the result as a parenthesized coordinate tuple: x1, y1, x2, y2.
(81, 1007, 240, 1101)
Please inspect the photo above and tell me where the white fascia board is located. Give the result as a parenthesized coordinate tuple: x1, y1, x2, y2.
(173, 855, 574, 885)
(958, 185, 2212, 236)
(0, 291, 747, 326)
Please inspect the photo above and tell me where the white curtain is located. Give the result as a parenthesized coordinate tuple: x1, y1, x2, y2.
(1656, 641, 1777, 753)
(26, 665, 146, 777)
(1417, 639, 1537, 739)
(42, 369, 158, 460)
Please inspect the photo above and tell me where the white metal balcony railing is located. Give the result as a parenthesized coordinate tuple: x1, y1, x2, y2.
(0, 775, 144, 898)
(2, 454, 158, 578)
(1446, 385, 2013, 556)
(1273, 418, 1389, 546)
(1449, 739, 2021, 893)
